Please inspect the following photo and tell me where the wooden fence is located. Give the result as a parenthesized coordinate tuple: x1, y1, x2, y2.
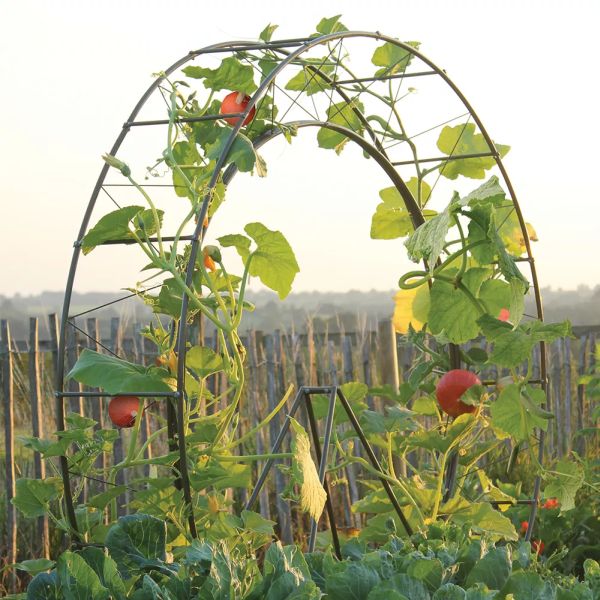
(0, 314, 598, 587)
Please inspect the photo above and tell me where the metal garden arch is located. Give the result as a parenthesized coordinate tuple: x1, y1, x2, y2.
(54, 30, 548, 545)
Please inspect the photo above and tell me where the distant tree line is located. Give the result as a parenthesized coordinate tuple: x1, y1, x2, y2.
(1, 284, 599, 340)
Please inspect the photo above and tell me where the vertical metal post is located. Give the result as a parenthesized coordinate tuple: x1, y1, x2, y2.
(306, 387, 340, 556)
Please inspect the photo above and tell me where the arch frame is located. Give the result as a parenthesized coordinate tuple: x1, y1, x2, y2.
(54, 30, 548, 543)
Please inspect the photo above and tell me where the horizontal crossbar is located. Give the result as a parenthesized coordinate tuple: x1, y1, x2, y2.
(56, 391, 180, 398)
(74, 235, 196, 248)
(124, 113, 244, 128)
(393, 151, 497, 166)
(189, 39, 310, 55)
(334, 70, 437, 85)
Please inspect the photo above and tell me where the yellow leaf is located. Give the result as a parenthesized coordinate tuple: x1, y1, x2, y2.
(393, 286, 429, 334)
(290, 419, 327, 521)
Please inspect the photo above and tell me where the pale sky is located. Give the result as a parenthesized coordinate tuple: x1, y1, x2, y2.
(1, 0, 599, 297)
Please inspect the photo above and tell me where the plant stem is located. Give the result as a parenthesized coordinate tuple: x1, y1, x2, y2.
(224, 384, 294, 450)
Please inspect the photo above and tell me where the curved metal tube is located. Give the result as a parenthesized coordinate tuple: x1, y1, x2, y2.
(56, 30, 546, 540)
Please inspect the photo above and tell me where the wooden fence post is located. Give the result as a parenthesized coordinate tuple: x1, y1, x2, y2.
(65, 320, 84, 416)
(28, 318, 50, 559)
(576, 334, 588, 456)
(377, 319, 400, 394)
(86, 318, 108, 492)
(48, 313, 60, 377)
(265, 334, 293, 543)
(563, 337, 572, 454)
(109, 318, 127, 514)
(362, 333, 375, 411)
(1, 320, 18, 593)
(342, 335, 354, 382)
(247, 331, 270, 520)
(551, 340, 563, 457)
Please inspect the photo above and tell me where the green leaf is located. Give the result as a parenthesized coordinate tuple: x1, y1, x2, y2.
(312, 382, 367, 426)
(488, 212, 529, 286)
(81, 206, 144, 254)
(87, 486, 128, 511)
(12, 478, 62, 518)
(368, 590, 409, 600)
(412, 395, 439, 416)
(500, 572, 556, 599)
(66, 412, 97, 430)
(19, 435, 70, 458)
(407, 177, 433, 207)
(190, 459, 251, 491)
(368, 574, 429, 600)
(170, 140, 202, 198)
(67, 349, 173, 395)
(405, 196, 455, 267)
(241, 509, 276, 536)
(584, 559, 600, 594)
(285, 64, 334, 96)
(432, 584, 466, 600)
(490, 384, 552, 442)
(477, 314, 513, 341)
(371, 41, 420, 76)
(509, 278, 526, 325)
(316, 15, 348, 35)
(544, 458, 585, 512)
(325, 562, 381, 600)
(450, 502, 518, 540)
(206, 128, 258, 173)
(428, 279, 481, 344)
(259, 23, 278, 42)
(407, 558, 443, 592)
(27, 572, 59, 600)
(410, 429, 451, 454)
(183, 57, 257, 94)
(14, 559, 55, 576)
(318, 99, 365, 154)
(78, 547, 127, 600)
(190, 108, 223, 151)
(244, 222, 300, 299)
(467, 206, 496, 265)
(465, 546, 511, 590)
(258, 57, 279, 81)
(463, 176, 506, 207)
(186, 345, 225, 378)
(352, 488, 393, 514)
(57, 552, 109, 600)
(489, 329, 533, 368)
(436, 123, 509, 180)
(105, 514, 169, 578)
(371, 185, 435, 240)
(478, 279, 511, 320)
(287, 418, 327, 521)
(527, 320, 573, 344)
(218, 232, 252, 260)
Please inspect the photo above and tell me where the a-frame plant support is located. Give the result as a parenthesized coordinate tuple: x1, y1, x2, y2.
(245, 385, 414, 559)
